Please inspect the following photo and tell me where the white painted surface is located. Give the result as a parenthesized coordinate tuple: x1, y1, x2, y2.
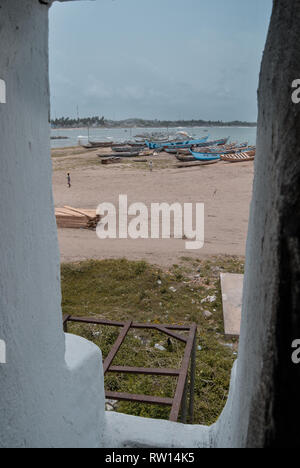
(221, 274, 244, 336)
(0, 340, 6, 364)
(0, 0, 105, 448)
(105, 412, 212, 448)
(0, 80, 6, 103)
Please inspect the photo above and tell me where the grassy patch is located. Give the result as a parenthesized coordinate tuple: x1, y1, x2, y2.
(61, 256, 244, 425)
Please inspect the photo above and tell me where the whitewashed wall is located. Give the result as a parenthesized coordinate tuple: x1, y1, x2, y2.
(0, 0, 105, 448)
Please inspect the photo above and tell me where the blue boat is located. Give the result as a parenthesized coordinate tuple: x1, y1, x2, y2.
(190, 145, 255, 161)
(165, 137, 231, 154)
(190, 150, 221, 161)
(146, 136, 209, 150)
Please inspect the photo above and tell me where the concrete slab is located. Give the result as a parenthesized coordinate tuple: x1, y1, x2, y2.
(220, 273, 244, 337)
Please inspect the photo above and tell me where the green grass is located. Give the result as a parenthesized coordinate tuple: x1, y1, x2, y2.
(61, 256, 244, 425)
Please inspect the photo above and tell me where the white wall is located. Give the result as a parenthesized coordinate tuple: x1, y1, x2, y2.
(0, 0, 105, 448)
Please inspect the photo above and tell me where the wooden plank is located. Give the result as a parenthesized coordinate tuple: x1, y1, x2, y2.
(63, 206, 93, 219)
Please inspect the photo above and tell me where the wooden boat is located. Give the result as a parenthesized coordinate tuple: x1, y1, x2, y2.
(165, 148, 189, 154)
(193, 137, 230, 148)
(189, 150, 221, 162)
(175, 154, 197, 162)
(101, 157, 121, 165)
(176, 159, 220, 168)
(112, 146, 135, 152)
(191, 143, 238, 154)
(221, 151, 256, 163)
(165, 138, 230, 154)
(82, 141, 113, 149)
(146, 136, 209, 150)
(123, 141, 147, 148)
(139, 149, 154, 157)
(191, 145, 255, 156)
(97, 151, 140, 158)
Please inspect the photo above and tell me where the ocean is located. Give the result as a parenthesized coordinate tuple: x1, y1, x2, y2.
(50, 126, 257, 149)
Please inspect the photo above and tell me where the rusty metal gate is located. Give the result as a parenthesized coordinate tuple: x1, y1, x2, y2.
(63, 315, 197, 423)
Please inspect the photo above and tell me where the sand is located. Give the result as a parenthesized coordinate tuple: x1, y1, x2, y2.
(52, 147, 254, 266)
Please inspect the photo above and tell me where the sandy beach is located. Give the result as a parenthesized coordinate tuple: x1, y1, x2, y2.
(52, 147, 254, 266)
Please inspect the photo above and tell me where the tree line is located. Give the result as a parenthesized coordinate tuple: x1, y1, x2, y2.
(51, 116, 257, 128)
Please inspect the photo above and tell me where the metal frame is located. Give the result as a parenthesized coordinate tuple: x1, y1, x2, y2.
(63, 315, 197, 423)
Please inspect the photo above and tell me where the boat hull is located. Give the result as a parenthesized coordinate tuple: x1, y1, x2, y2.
(146, 136, 209, 150)
(190, 150, 221, 161)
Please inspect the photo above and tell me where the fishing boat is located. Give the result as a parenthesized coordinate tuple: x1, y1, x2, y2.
(123, 141, 147, 148)
(112, 146, 135, 152)
(177, 159, 220, 168)
(146, 136, 209, 150)
(167, 148, 192, 155)
(176, 145, 238, 161)
(192, 144, 255, 155)
(175, 154, 198, 162)
(165, 137, 230, 154)
(189, 150, 221, 162)
(97, 150, 140, 158)
(191, 142, 237, 153)
(82, 141, 113, 149)
(101, 157, 121, 165)
(221, 151, 256, 163)
(190, 146, 256, 162)
(139, 149, 154, 157)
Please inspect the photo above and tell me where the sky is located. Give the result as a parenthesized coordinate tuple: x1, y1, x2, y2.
(49, 0, 273, 122)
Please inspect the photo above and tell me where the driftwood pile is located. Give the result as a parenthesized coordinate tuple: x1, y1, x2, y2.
(55, 206, 100, 230)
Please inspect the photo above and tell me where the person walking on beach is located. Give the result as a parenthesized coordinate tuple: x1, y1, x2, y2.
(67, 173, 71, 188)
(149, 160, 153, 173)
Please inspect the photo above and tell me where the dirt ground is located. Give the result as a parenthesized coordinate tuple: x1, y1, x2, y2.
(52, 147, 254, 266)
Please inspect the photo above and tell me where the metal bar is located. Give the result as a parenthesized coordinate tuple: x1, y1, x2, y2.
(63, 316, 197, 423)
(189, 333, 197, 424)
(63, 314, 71, 333)
(108, 366, 180, 377)
(105, 391, 173, 406)
(103, 321, 132, 374)
(169, 323, 197, 422)
(68, 317, 124, 327)
(180, 380, 189, 424)
(155, 325, 187, 344)
(66, 316, 190, 331)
